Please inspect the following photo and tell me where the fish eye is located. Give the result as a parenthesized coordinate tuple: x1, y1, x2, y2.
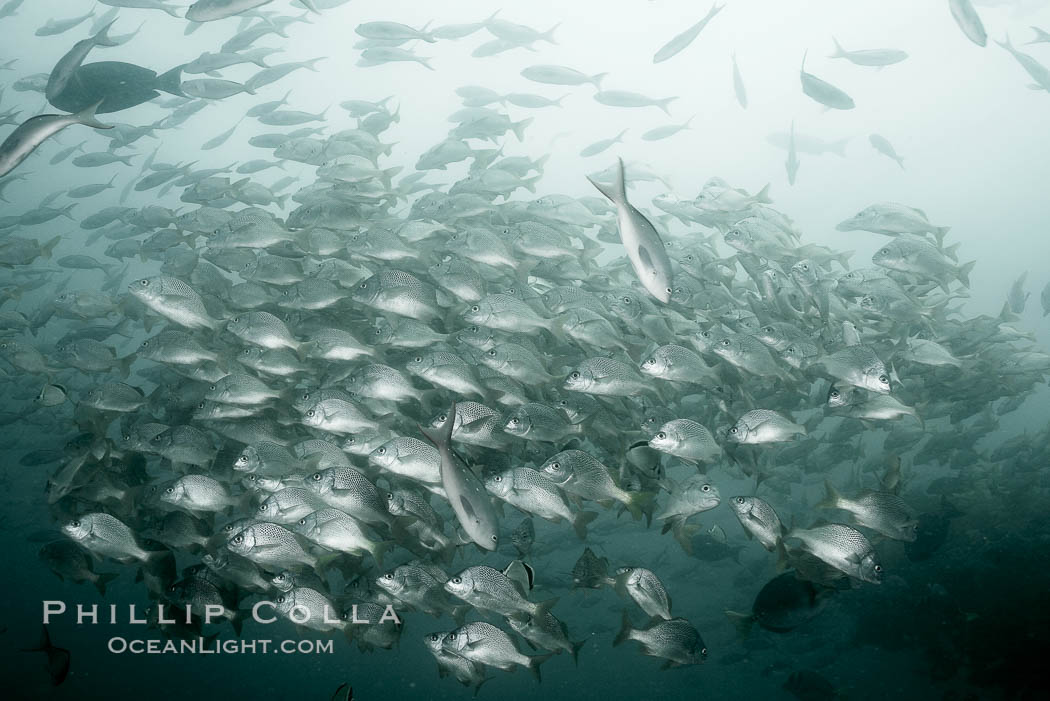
(298, 518, 306, 525)
(830, 390, 839, 398)
(448, 633, 457, 641)
(551, 462, 560, 470)
(414, 356, 422, 362)
(656, 432, 666, 439)
(494, 475, 502, 482)
(729, 427, 738, 434)
(665, 287, 672, 294)
(377, 447, 386, 455)
(879, 375, 888, 384)
(469, 326, 479, 333)
(487, 349, 497, 356)
(570, 372, 580, 379)
(735, 497, 745, 504)
(165, 487, 174, 494)
(702, 485, 711, 492)
(276, 596, 285, 604)
(470, 305, 480, 312)
(312, 473, 322, 481)
(721, 339, 730, 346)
(258, 503, 267, 511)
(874, 565, 883, 573)
(198, 402, 206, 409)
(801, 264, 809, 271)
(490, 535, 498, 542)
(509, 418, 518, 426)
(139, 279, 149, 286)
(307, 410, 315, 417)
(701, 647, 708, 656)
(429, 634, 439, 642)
(622, 296, 631, 304)
(451, 577, 461, 584)
(359, 282, 368, 288)
(275, 574, 285, 582)
(383, 573, 393, 580)
(71, 520, 80, 527)
(233, 535, 244, 544)
(386, 493, 394, 500)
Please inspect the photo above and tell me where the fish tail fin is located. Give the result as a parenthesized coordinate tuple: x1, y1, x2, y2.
(95, 19, 120, 47)
(590, 72, 608, 89)
(774, 538, 791, 572)
(587, 157, 627, 204)
(724, 610, 755, 639)
(157, 65, 185, 97)
(534, 597, 559, 620)
(754, 183, 772, 203)
(528, 652, 554, 682)
(570, 638, 585, 666)
(543, 23, 561, 44)
(830, 36, 845, 58)
(816, 479, 842, 510)
(512, 117, 533, 142)
(41, 235, 62, 260)
(957, 260, 976, 288)
(657, 96, 677, 115)
(370, 540, 395, 569)
(612, 610, 633, 647)
(572, 510, 599, 540)
(74, 100, 112, 130)
(933, 226, 951, 246)
(671, 519, 701, 555)
(94, 572, 119, 597)
(626, 490, 657, 526)
(300, 0, 322, 15)
(419, 403, 456, 449)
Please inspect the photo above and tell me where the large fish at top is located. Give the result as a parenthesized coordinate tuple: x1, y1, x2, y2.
(587, 158, 673, 303)
(48, 61, 186, 114)
(420, 403, 500, 551)
(187, 0, 319, 22)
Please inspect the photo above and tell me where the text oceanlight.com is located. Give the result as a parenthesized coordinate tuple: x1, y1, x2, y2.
(107, 638, 335, 655)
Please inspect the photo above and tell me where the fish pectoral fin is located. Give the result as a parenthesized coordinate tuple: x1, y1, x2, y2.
(637, 245, 653, 270)
(459, 495, 478, 521)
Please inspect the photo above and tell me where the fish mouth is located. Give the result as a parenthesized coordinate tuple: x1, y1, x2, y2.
(834, 218, 858, 231)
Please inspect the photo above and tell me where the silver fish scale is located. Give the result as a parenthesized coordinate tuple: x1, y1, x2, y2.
(84, 512, 137, 545)
(580, 356, 638, 380)
(797, 524, 874, 559)
(150, 276, 201, 300)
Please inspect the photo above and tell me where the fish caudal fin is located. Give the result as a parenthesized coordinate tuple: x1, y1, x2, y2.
(74, 100, 112, 130)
